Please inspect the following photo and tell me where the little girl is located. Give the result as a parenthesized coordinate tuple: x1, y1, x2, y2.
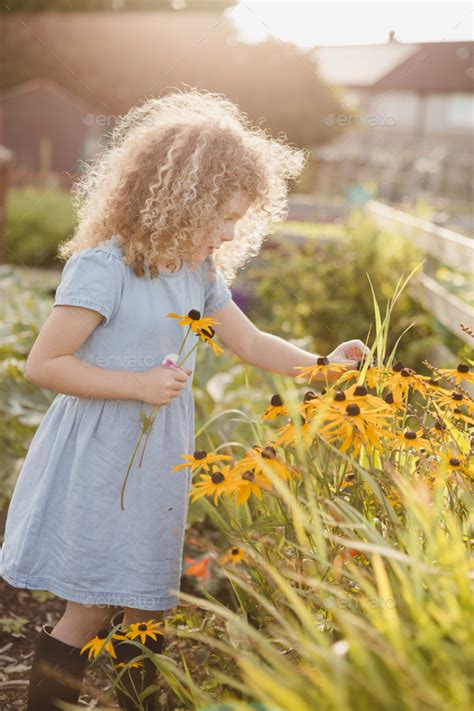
(0, 88, 369, 710)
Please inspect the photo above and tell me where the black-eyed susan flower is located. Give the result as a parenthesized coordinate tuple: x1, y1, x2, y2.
(389, 428, 432, 453)
(436, 362, 474, 386)
(126, 619, 164, 644)
(81, 628, 124, 660)
(273, 414, 316, 449)
(219, 546, 246, 566)
(384, 363, 428, 400)
(189, 464, 236, 504)
(337, 365, 386, 389)
(229, 467, 272, 505)
(171, 449, 232, 474)
(319, 402, 393, 455)
(114, 659, 143, 670)
(261, 393, 289, 421)
(195, 325, 224, 356)
(293, 357, 347, 384)
(437, 451, 473, 480)
(167, 309, 220, 334)
(232, 445, 298, 483)
(344, 383, 391, 411)
(432, 390, 474, 416)
(299, 390, 322, 417)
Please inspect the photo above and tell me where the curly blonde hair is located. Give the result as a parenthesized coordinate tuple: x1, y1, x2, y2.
(58, 87, 308, 285)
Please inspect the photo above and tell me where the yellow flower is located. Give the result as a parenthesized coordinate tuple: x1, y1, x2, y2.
(171, 449, 232, 474)
(189, 464, 236, 504)
(232, 445, 298, 483)
(318, 402, 393, 455)
(383, 361, 428, 400)
(432, 390, 474, 415)
(167, 309, 220, 334)
(293, 357, 347, 384)
(114, 660, 143, 669)
(219, 546, 246, 566)
(229, 467, 271, 505)
(80, 628, 123, 660)
(436, 362, 474, 386)
(389, 428, 432, 453)
(126, 619, 164, 644)
(436, 449, 472, 479)
(299, 390, 322, 417)
(195, 325, 224, 355)
(273, 414, 316, 449)
(261, 393, 289, 421)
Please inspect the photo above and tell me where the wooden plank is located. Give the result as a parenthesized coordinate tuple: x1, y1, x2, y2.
(412, 273, 473, 346)
(366, 200, 473, 273)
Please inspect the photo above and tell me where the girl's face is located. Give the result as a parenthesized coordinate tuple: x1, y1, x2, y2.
(197, 191, 251, 263)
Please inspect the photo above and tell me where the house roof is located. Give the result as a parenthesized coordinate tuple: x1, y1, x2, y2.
(313, 39, 473, 94)
(371, 40, 473, 93)
(0, 78, 100, 110)
(312, 41, 418, 88)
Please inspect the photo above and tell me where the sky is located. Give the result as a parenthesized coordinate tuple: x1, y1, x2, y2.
(226, 1, 473, 47)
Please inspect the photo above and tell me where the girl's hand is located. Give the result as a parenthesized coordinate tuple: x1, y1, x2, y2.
(328, 339, 373, 369)
(136, 365, 192, 406)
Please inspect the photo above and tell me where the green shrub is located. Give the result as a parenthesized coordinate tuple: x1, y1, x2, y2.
(5, 186, 75, 268)
(243, 210, 444, 370)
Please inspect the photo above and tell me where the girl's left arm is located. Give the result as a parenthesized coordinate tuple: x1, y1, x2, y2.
(210, 300, 334, 382)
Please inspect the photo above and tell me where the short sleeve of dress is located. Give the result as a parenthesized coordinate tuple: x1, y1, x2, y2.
(201, 256, 232, 317)
(53, 248, 124, 327)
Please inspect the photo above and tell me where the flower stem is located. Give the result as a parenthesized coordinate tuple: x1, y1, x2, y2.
(120, 429, 146, 511)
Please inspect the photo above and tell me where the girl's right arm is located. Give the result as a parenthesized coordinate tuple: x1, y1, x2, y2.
(25, 304, 191, 406)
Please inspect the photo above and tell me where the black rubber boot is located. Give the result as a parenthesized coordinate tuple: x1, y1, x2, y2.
(110, 609, 164, 711)
(26, 623, 90, 711)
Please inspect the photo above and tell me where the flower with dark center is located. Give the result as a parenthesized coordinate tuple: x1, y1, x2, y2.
(354, 385, 368, 396)
(393, 361, 405, 372)
(231, 547, 240, 555)
(346, 403, 360, 416)
(211, 471, 225, 484)
(404, 431, 417, 440)
(303, 390, 318, 402)
(401, 368, 414, 377)
(261, 446, 277, 459)
(242, 469, 255, 481)
(334, 390, 346, 401)
(172, 449, 232, 473)
(384, 392, 394, 405)
(271, 394, 283, 406)
(138, 623, 147, 632)
(317, 356, 329, 366)
(200, 326, 215, 339)
(457, 363, 469, 373)
(449, 457, 461, 467)
(188, 309, 201, 320)
(97, 629, 108, 639)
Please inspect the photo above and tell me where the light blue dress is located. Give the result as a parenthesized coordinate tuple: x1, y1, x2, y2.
(0, 235, 232, 611)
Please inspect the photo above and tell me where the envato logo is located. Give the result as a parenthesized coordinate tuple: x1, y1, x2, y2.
(323, 113, 397, 128)
(92, 354, 159, 369)
(82, 593, 174, 608)
(82, 113, 159, 129)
